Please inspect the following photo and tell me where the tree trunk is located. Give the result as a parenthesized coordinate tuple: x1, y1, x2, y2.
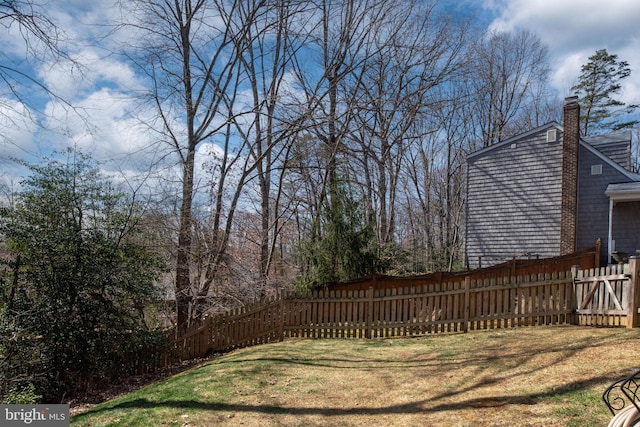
(176, 145, 195, 332)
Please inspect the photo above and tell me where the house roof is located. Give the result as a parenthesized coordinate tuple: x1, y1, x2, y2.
(583, 130, 633, 169)
(467, 121, 640, 182)
(580, 136, 640, 182)
(605, 182, 640, 203)
(466, 121, 562, 161)
(580, 138, 640, 181)
(583, 130, 632, 147)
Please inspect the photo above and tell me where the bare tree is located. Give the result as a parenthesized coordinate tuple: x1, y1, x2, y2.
(288, 0, 386, 277)
(401, 122, 440, 272)
(348, 2, 467, 255)
(122, 0, 266, 330)
(232, 0, 311, 295)
(429, 86, 473, 271)
(469, 30, 550, 147)
(122, 0, 320, 325)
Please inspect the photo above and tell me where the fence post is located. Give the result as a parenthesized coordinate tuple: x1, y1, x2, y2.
(279, 292, 286, 341)
(570, 265, 580, 325)
(366, 286, 374, 339)
(627, 257, 640, 328)
(463, 276, 470, 333)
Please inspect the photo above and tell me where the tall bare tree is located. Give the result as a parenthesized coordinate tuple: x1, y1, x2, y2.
(348, 2, 467, 255)
(232, 0, 311, 294)
(123, 0, 320, 324)
(123, 0, 265, 330)
(288, 0, 385, 277)
(469, 30, 550, 147)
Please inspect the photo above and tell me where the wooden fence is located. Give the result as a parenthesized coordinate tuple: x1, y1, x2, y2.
(172, 271, 575, 361)
(286, 273, 574, 339)
(164, 255, 640, 367)
(173, 297, 284, 360)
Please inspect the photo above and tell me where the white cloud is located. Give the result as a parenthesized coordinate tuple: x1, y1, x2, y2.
(488, 0, 640, 49)
(38, 48, 143, 102)
(49, 0, 124, 45)
(29, 0, 164, 176)
(0, 99, 40, 196)
(6, 0, 264, 206)
(486, 0, 640, 103)
(0, 99, 38, 159)
(42, 87, 168, 174)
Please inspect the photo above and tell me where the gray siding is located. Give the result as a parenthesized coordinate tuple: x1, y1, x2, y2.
(576, 146, 633, 262)
(611, 201, 640, 257)
(466, 127, 563, 269)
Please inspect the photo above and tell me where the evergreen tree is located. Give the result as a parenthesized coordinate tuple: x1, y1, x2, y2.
(296, 182, 378, 290)
(571, 48, 638, 135)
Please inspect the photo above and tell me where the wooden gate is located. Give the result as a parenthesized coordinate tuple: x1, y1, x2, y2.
(573, 258, 640, 327)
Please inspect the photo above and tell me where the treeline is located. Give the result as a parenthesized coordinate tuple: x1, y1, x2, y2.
(115, 0, 558, 331)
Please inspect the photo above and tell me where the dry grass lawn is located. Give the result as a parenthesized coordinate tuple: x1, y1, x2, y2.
(71, 325, 640, 426)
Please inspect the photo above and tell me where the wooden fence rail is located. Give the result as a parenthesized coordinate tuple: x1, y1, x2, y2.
(158, 256, 640, 370)
(326, 243, 601, 292)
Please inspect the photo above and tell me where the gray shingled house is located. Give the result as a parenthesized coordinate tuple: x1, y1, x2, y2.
(465, 97, 640, 269)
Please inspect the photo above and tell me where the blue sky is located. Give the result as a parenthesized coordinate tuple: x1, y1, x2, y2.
(1, 0, 639, 186)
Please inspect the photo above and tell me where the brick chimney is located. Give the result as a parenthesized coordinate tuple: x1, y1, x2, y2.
(560, 96, 580, 255)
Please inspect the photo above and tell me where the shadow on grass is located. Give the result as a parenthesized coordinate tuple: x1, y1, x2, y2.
(204, 330, 633, 387)
(72, 373, 611, 422)
(71, 327, 637, 425)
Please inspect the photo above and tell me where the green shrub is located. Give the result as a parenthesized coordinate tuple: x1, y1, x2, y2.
(3, 384, 41, 404)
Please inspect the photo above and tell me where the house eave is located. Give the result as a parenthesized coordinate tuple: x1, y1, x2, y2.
(605, 182, 640, 203)
(467, 121, 562, 161)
